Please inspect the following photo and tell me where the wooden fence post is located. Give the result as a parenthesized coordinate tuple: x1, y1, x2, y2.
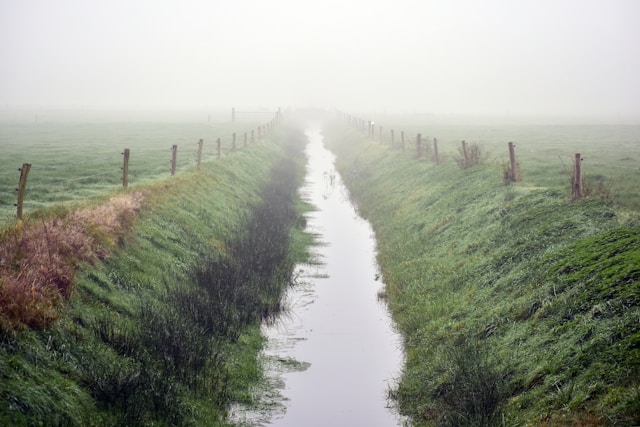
(170, 145, 177, 176)
(462, 140, 469, 167)
(391, 129, 395, 148)
(416, 134, 423, 158)
(401, 131, 405, 151)
(508, 141, 518, 182)
(196, 139, 203, 169)
(433, 138, 439, 165)
(122, 149, 130, 186)
(217, 138, 221, 159)
(574, 153, 583, 200)
(16, 163, 31, 220)
(232, 133, 236, 151)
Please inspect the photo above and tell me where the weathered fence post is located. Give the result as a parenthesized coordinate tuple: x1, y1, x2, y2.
(122, 149, 130, 187)
(232, 133, 236, 152)
(401, 131, 405, 151)
(433, 138, 439, 165)
(170, 145, 178, 176)
(216, 138, 221, 159)
(16, 163, 31, 220)
(508, 141, 518, 182)
(391, 129, 395, 148)
(462, 140, 469, 167)
(196, 139, 203, 169)
(416, 133, 422, 158)
(574, 153, 583, 200)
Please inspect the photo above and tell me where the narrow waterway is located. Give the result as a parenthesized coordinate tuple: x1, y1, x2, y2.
(231, 128, 405, 426)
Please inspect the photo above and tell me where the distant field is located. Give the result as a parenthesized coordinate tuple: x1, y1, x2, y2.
(1, 115, 638, 221)
(0, 119, 267, 220)
(351, 115, 640, 213)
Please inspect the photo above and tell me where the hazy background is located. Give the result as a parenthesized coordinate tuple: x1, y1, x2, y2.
(1, 0, 639, 122)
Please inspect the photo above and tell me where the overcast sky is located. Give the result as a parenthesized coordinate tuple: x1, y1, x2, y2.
(1, 0, 639, 120)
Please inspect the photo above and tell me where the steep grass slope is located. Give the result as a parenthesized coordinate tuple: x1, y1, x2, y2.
(0, 125, 308, 426)
(324, 122, 639, 426)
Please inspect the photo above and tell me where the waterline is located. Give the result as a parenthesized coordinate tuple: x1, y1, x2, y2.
(230, 128, 405, 426)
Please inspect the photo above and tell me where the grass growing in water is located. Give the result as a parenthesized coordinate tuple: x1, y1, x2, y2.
(324, 120, 639, 426)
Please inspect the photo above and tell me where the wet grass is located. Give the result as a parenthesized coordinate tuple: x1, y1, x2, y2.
(324, 120, 640, 426)
(0, 120, 263, 220)
(0, 124, 309, 425)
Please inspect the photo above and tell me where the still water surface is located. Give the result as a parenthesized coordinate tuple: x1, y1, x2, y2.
(231, 128, 405, 426)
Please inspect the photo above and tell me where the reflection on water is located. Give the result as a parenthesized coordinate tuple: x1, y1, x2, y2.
(230, 128, 406, 426)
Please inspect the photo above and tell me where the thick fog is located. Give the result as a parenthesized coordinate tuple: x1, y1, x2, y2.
(1, 0, 639, 121)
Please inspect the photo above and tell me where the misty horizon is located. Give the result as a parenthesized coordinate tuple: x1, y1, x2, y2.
(2, 0, 639, 124)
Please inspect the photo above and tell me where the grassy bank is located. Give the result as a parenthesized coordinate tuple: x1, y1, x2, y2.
(0, 124, 308, 425)
(324, 121, 639, 426)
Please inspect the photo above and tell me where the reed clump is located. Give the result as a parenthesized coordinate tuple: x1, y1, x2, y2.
(0, 192, 144, 332)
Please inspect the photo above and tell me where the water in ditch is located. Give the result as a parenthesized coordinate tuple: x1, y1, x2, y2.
(230, 128, 406, 426)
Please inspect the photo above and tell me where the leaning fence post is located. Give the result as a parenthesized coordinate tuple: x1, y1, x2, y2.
(16, 163, 31, 220)
(170, 145, 178, 176)
(217, 138, 221, 159)
(433, 138, 439, 165)
(574, 153, 583, 199)
(196, 139, 203, 169)
(462, 140, 469, 167)
(508, 141, 518, 182)
(122, 148, 130, 187)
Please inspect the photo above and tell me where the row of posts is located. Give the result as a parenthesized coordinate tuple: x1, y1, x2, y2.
(341, 112, 584, 200)
(14, 109, 283, 219)
(125, 124, 279, 185)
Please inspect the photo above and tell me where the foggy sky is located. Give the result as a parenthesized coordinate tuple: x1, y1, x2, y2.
(1, 0, 639, 120)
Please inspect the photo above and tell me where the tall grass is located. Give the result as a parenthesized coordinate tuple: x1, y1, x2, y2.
(324, 118, 640, 426)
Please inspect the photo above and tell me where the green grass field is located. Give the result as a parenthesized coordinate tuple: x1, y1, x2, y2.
(0, 119, 310, 425)
(0, 120, 267, 220)
(348, 114, 640, 212)
(325, 115, 639, 426)
(1, 112, 638, 425)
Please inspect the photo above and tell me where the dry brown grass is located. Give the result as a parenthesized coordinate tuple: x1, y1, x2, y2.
(0, 192, 144, 332)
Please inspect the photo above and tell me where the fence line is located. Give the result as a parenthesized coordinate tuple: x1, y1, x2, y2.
(4, 110, 283, 220)
(339, 111, 591, 200)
